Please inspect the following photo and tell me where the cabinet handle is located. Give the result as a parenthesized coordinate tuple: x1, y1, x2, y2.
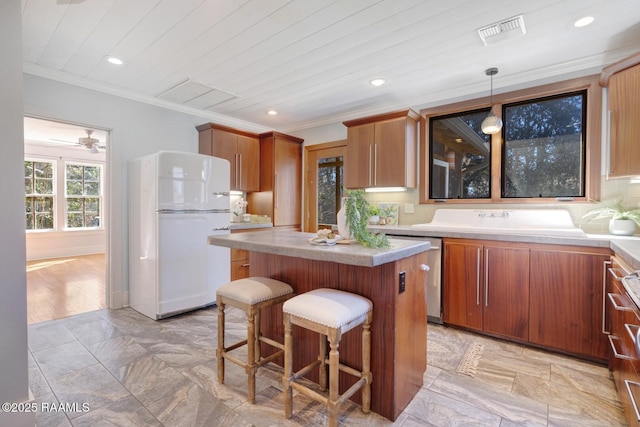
(609, 334, 636, 360)
(234, 153, 239, 189)
(274, 174, 278, 209)
(625, 323, 640, 357)
(373, 143, 378, 186)
(368, 145, 373, 186)
(476, 248, 481, 305)
(241, 263, 250, 268)
(484, 248, 489, 307)
(605, 110, 612, 178)
(609, 267, 626, 282)
(603, 260, 612, 334)
(625, 380, 640, 422)
(238, 154, 242, 189)
(609, 292, 635, 312)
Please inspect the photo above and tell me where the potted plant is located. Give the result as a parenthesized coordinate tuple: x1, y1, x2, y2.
(368, 205, 381, 225)
(582, 199, 640, 236)
(338, 189, 390, 248)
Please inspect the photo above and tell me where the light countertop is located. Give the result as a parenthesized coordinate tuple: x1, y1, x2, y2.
(229, 222, 273, 230)
(208, 230, 430, 267)
(369, 224, 640, 270)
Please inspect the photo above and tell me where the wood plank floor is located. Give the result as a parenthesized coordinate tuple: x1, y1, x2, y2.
(26, 253, 106, 324)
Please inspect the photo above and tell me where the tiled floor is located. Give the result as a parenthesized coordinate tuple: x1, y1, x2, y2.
(28, 306, 627, 426)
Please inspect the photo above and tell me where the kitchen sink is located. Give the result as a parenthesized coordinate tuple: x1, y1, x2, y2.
(411, 208, 587, 238)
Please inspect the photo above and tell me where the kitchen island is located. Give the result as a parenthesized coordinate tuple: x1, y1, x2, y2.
(208, 230, 430, 421)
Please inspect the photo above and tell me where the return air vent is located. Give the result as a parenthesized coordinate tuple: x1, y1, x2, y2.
(477, 14, 526, 46)
(157, 79, 238, 109)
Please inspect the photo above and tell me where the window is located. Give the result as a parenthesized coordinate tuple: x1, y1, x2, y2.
(420, 75, 601, 203)
(317, 156, 344, 226)
(429, 109, 491, 199)
(65, 163, 102, 228)
(25, 160, 55, 230)
(502, 92, 585, 198)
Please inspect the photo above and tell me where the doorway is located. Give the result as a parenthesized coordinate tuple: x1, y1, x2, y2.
(24, 116, 108, 324)
(304, 141, 346, 232)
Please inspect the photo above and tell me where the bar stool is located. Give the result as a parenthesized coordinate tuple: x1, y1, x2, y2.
(216, 277, 294, 403)
(282, 288, 373, 427)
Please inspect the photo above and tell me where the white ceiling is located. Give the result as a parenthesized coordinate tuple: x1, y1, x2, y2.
(21, 0, 640, 134)
(23, 116, 108, 150)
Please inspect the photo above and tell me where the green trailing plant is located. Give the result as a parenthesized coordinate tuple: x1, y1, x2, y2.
(582, 199, 640, 227)
(368, 205, 381, 216)
(344, 189, 390, 248)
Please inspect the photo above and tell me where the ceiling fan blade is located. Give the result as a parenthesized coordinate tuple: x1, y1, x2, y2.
(49, 138, 79, 145)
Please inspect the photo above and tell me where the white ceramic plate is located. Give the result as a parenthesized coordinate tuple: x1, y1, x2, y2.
(308, 237, 342, 246)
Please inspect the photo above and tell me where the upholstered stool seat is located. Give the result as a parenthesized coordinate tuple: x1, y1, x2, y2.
(282, 288, 373, 427)
(216, 277, 293, 403)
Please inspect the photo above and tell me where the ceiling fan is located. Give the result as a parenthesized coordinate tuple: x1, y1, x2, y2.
(77, 130, 106, 153)
(49, 130, 106, 153)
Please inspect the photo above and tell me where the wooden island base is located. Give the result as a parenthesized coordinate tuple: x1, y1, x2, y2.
(251, 251, 428, 421)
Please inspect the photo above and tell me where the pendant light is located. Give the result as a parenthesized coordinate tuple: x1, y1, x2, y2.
(481, 67, 503, 135)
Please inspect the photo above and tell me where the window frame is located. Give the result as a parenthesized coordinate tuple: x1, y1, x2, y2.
(24, 158, 56, 231)
(501, 90, 587, 199)
(418, 75, 602, 204)
(428, 107, 493, 200)
(64, 161, 103, 230)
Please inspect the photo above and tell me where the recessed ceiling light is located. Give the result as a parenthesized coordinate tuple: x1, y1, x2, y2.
(574, 16, 594, 28)
(106, 56, 124, 65)
(369, 78, 387, 87)
(267, 110, 278, 116)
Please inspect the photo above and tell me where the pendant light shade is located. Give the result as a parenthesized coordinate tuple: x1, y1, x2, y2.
(481, 67, 502, 135)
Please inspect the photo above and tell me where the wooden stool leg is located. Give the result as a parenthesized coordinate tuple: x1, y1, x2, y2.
(362, 312, 372, 413)
(319, 333, 327, 390)
(328, 332, 340, 427)
(217, 301, 225, 384)
(247, 310, 257, 403)
(255, 310, 261, 363)
(283, 313, 293, 419)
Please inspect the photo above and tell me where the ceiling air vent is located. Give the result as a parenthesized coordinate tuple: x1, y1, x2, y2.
(157, 79, 238, 109)
(477, 14, 526, 46)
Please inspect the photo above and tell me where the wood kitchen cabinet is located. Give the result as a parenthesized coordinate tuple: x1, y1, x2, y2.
(443, 238, 613, 361)
(600, 52, 640, 178)
(230, 247, 250, 280)
(529, 246, 611, 361)
(606, 256, 640, 426)
(197, 123, 260, 192)
(247, 131, 303, 229)
(343, 110, 418, 189)
(443, 238, 530, 341)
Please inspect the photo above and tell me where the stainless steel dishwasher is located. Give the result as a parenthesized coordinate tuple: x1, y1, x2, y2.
(388, 235, 442, 324)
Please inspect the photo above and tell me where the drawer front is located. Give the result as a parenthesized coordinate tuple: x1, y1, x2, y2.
(231, 247, 249, 262)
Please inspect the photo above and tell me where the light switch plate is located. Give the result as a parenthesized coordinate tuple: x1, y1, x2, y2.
(404, 203, 414, 214)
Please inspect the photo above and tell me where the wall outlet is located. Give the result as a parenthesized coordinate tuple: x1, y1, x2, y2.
(404, 203, 414, 214)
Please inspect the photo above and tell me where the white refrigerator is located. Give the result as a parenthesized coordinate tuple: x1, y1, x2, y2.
(129, 151, 231, 320)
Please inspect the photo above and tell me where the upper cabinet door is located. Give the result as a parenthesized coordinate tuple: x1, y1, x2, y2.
(608, 63, 640, 178)
(345, 123, 375, 188)
(374, 117, 415, 187)
(343, 110, 418, 189)
(197, 124, 260, 192)
(236, 134, 260, 192)
(210, 129, 238, 187)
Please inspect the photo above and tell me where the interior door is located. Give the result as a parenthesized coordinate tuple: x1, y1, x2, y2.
(304, 142, 346, 232)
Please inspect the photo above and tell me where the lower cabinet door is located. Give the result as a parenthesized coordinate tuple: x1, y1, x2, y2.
(482, 244, 530, 341)
(529, 249, 609, 361)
